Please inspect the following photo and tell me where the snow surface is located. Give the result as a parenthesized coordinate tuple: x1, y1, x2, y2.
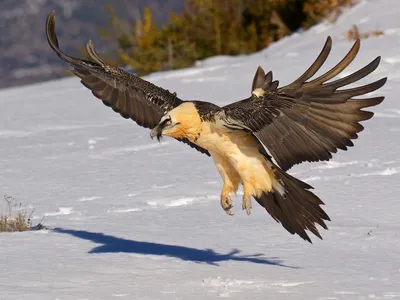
(1, 0, 400, 299)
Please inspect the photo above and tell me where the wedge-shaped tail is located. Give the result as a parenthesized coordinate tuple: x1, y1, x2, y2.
(255, 160, 330, 243)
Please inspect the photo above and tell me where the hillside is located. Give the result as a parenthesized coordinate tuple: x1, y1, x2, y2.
(0, 0, 184, 89)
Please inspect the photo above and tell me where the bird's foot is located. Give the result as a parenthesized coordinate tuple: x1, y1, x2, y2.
(220, 195, 233, 216)
(242, 196, 252, 215)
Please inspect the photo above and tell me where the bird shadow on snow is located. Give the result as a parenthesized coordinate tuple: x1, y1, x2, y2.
(53, 228, 297, 268)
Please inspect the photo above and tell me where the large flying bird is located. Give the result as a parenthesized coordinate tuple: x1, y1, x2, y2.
(46, 10, 386, 243)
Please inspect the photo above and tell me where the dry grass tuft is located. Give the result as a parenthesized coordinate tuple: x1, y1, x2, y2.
(0, 195, 44, 232)
(345, 24, 384, 41)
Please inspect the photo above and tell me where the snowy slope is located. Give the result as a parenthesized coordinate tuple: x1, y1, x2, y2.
(1, 0, 400, 299)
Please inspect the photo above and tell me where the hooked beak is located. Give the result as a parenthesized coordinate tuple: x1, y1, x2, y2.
(150, 125, 163, 141)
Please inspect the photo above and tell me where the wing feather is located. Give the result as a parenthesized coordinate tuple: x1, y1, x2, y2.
(220, 36, 386, 171)
(46, 10, 179, 129)
(46, 10, 209, 156)
(304, 37, 360, 87)
(288, 36, 333, 87)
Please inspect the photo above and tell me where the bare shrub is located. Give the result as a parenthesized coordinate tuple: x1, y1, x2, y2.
(0, 195, 44, 232)
(345, 24, 384, 41)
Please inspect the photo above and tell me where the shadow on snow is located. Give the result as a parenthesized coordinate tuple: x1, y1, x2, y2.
(53, 228, 297, 267)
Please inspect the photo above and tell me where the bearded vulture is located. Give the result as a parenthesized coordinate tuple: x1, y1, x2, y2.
(46, 10, 387, 243)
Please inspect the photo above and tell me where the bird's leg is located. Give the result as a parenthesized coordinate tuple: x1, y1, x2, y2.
(220, 184, 234, 215)
(242, 183, 253, 215)
(211, 152, 240, 216)
(219, 173, 241, 216)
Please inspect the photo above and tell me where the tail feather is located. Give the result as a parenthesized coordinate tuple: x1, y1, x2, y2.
(255, 164, 330, 243)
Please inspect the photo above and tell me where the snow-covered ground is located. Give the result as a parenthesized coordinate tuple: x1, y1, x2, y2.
(1, 0, 400, 299)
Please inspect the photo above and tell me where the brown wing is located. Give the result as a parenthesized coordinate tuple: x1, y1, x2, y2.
(220, 36, 386, 171)
(46, 10, 180, 129)
(46, 11, 209, 156)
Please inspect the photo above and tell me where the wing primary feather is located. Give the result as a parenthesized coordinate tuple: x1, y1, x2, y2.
(287, 36, 332, 87)
(335, 77, 387, 98)
(265, 71, 273, 84)
(323, 56, 381, 90)
(306, 38, 360, 86)
(251, 66, 266, 91)
(86, 40, 106, 66)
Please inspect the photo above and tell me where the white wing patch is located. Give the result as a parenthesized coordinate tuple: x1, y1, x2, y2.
(252, 88, 265, 97)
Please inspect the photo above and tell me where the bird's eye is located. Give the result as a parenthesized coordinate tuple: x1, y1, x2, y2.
(165, 120, 172, 126)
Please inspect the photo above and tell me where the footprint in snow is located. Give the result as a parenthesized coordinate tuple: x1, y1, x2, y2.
(108, 208, 143, 213)
(146, 197, 195, 207)
(151, 184, 174, 190)
(303, 166, 399, 182)
(314, 160, 361, 170)
(181, 76, 226, 83)
(384, 56, 400, 64)
(146, 195, 218, 208)
(333, 291, 358, 295)
(205, 181, 219, 185)
(271, 281, 314, 287)
(374, 109, 400, 118)
(88, 139, 97, 150)
(203, 277, 314, 297)
(0, 130, 31, 138)
(285, 52, 299, 57)
(44, 207, 74, 216)
(89, 142, 171, 159)
(88, 137, 108, 149)
(77, 196, 102, 202)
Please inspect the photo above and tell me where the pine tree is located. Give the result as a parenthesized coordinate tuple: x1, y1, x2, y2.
(91, 0, 357, 77)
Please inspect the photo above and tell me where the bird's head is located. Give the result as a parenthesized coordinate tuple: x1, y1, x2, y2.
(150, 102, 202, 141)
(150, 114, 181, 141)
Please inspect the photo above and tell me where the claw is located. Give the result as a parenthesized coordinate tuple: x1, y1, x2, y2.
(225, 208, 234, 216)
(221, 195, 234, 216)
(242, 196, 252, 215)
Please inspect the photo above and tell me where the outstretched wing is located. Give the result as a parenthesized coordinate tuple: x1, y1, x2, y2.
(46, 10, 209, 156)
(220, 36, 386, 171)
